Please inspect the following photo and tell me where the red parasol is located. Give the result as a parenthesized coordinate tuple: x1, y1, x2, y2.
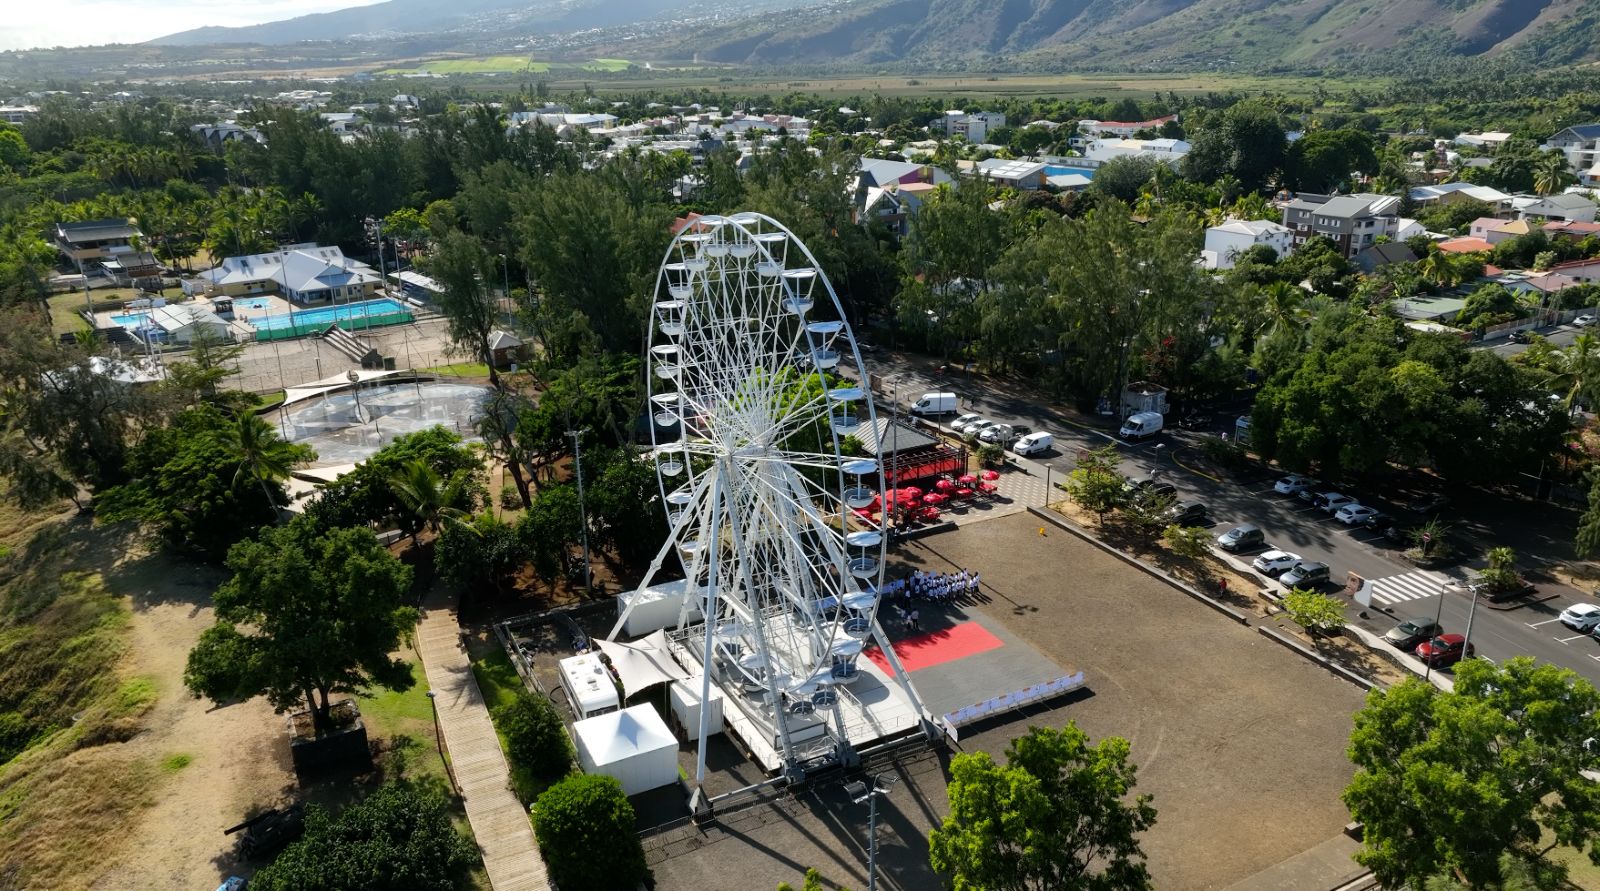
(958, 473, 979, 485)
(899, 485, 925, 501)
(923, 493, 947, 505)
(956, 487, 975, 498)
(935, 479, 956, 491)
(978, 482, 998, 494)
(981, 470, 1000, 481)
(917, 506, 941, 521)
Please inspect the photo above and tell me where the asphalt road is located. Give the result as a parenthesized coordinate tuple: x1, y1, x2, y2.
(863, 357, 1600, 688)
(1483, 318, 1589, 358)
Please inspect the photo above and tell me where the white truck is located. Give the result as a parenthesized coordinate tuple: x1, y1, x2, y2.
(1119, 411, 1164, 440)
(910, 392, 958, 416)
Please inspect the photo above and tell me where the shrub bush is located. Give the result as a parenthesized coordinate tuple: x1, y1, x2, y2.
(495, 689, 572, 783)
(532, 774, 647, 891)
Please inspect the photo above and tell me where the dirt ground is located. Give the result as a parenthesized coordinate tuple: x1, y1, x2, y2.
(650, 511, 1369, 891)
(88, 551, 299, 891)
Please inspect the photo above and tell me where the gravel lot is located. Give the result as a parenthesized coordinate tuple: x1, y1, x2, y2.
(648, 511, 1366, 891)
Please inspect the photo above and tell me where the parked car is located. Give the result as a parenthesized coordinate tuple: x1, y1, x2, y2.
(1163, 502, 1209, 525)
(1252, 550, 1303, 576)
(1124, 477, 1177, 499)
(951, 413, 984, 433)
(1281, 561, 1331, 588)
(1560, 603, 1600, 633)
(1274, 474, 1318, 496)
(1510, 330, 1533, 344)
(910, 392, 957, 416)
(1335, 504, 1379, 525)
(980, 423, 1031, 444)
(1384, 617, 1443, 650)
(1216, 525, 1265, 552)
(966, 421, 1004, 440)
(1119, 411, 1164, 440)
(1012, 431, 1053, 456)
(1364, 512, 1405, 543)
(1578, 315, 1598, 328)
(1318, 493, 1359, 514)
(1415, 634, 1475, 668)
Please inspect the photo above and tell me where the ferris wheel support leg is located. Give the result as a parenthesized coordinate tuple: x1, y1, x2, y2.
(604, 476, 703, 643)
(693, 473, 726, 789)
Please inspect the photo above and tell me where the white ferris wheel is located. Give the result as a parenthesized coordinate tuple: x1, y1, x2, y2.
(613, 212, 927, 787)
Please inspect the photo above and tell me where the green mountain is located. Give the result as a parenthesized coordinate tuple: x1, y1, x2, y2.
(668, 0, 1600, 69)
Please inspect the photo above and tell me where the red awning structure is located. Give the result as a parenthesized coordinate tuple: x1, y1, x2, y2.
(883, 444, 966, 485)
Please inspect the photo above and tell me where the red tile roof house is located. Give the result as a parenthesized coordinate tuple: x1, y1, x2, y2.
(1548, 258, 1600, 285)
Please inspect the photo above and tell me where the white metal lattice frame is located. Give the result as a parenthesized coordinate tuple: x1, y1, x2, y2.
(612, 212, 925, 782)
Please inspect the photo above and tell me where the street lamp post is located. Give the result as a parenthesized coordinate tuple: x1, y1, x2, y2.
(1424, 574, 1448, 683)
(845, 776, 893, 891)
(425, 690, 458, 795)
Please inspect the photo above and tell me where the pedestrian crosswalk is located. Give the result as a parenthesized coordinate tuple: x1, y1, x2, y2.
(1367, 570, 1451, 606)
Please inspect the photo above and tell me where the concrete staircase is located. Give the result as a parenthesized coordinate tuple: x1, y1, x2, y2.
(318, 324, 383, 368)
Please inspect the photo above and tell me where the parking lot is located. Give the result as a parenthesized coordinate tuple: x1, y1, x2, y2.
(648, 511, 1368, 891)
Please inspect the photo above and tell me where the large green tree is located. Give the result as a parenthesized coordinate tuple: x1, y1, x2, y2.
(183, 518, 418, 732)
(929, 723, 1156, 891)
(1345, 658, 1600, 890)
(1181, 101, 1287, 192)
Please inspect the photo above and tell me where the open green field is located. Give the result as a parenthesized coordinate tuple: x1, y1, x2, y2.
(379, 55, 638, 76)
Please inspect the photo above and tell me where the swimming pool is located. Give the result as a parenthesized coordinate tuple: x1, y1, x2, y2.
(232, 296, 274, 310)
(110, 311, 151, 327)
(1044, 165, 1096, 179)
(254, 298, 410, 332)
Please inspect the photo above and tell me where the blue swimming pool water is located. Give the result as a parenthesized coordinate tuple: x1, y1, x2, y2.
(1044, 165, 1096, 179)
(110, 311, 151, 327)
(254, 298, 409, 331)
(232, 296, 273, 310)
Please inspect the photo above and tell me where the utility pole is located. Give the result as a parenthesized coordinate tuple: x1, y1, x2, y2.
(845, 776, 892, 891)
(1424, 574, 1447, 683)
(567, 428, 592, 591)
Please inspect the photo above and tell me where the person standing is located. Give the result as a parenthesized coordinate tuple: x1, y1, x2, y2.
(907, 607, 921, 632)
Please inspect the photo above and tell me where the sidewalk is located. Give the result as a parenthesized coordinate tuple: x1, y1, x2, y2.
(416, 590, 550, 891)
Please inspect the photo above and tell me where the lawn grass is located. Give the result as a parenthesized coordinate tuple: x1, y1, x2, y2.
(361, 655, 451, 785)
(425, 361, 491, 378)
(45, 292, 90, 336)
(380, 55, 549, 75)
(581, 58, 634, 71)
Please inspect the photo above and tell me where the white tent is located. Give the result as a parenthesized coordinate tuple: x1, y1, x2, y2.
(595, 630, 691, 698)
(572, 704, 679, 796)
(615, 578, 703, 637)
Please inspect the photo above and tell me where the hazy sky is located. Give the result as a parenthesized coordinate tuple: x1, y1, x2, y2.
(0, 0, 382, 51)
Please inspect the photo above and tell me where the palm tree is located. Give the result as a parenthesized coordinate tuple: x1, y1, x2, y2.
(1259, 281, 1309, 339)
(1486, 546, 1516, 573)
(1534, 152, 1574, 197)
(389, 459, 475, 542)
(1557, 332, 1600, 412)
(228, 413, 310, 524)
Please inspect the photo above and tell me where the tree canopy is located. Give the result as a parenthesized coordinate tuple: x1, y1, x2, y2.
(531, 774, 648, 891)
(930, 723, 1156, 891)
(183, 518, 418, 731)
(1345, 657, 1600, 890)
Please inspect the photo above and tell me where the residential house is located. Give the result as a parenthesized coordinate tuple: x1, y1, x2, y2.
(1453, 132, 1512, 150)
(1545, 220, 1600, 240)
(936, 111, 1005, 144)
(191, 121, 265, 151)
(189, 245, 381, 305)
(1437, 236, 1494, 255)
(1353, 242, 1418, 275)
(318, 112, 361, 134)
(487, 330, 523, 370)
(1201, 218, 1294, 270)
(53, 218, 143, 273)
(1469, 217, 1533, 245)
(1281, 193, 1402, 259)
(1548, 258, 1600, 284)
(1396, 218, 1429, 241)
(1084, 137, 1190, 167)
(1497, 270, 1580, 304)
(1517, 192, 1598, 223)
(1408, 183, 1514, 216)
(1046, 173, 1093, 192)
(1544, 125, 1600, 186)
(852, 158, 952, 233)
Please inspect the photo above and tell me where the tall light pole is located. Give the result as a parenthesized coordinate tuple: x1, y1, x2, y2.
(1424, 574, 1448, 683)
(567, 428, 592, 590)
(845, 776, 892, 891)
(886, 374, 903, 536)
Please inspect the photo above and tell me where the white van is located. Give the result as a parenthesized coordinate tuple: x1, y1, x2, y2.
(1013, 431, 1053, 456)
(1119, 411, 1164, 440)
(910, 392, 957, 416)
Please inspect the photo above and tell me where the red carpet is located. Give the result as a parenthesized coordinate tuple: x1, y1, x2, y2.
(866, 621, 1004, 673)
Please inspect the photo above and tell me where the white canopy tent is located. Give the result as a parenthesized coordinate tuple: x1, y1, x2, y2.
(572, 704, 679, 796)
(595, 630, 691, 698)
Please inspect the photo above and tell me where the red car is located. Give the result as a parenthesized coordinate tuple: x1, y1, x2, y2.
(1414, 634, 1474, 668)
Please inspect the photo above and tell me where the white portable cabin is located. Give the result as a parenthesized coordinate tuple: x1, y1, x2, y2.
(572, 704, 679, 796)
(669, 676, 725, 737)
(615, 578, 703, 637)
(558, 653, 620, 719)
